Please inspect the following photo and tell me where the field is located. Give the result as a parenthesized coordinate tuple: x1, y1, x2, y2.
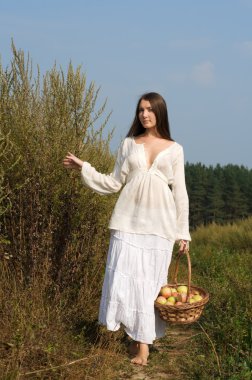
(0, 219, 251, 379)
(0, 45, 251, 379)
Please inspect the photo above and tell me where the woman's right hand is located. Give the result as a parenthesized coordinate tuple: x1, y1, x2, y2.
(63, 152, 84, 170)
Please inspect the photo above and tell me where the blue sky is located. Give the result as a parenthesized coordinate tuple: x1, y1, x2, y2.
(1, 0, 252, 167)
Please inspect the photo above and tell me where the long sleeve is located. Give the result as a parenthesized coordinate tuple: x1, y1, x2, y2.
(172, 146, 191, 241)
(81, 140, 127, 195)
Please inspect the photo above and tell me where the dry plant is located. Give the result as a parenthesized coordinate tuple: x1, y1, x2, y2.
(0, 41, 124, 379)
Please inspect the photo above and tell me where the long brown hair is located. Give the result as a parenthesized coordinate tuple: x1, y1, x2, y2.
(126, 92, 173, 140)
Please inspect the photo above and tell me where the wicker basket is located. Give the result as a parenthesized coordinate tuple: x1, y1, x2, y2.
(154, 250, 209, 324)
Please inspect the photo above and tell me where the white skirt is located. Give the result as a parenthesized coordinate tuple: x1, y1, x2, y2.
(98, 229, 174, 344)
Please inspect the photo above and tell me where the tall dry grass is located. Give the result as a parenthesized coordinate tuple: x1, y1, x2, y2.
(0, 42, 125, 379)
(191, 217, 252, 252)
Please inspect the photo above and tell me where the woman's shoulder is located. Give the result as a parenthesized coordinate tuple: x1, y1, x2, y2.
(171, 142, 187, 164)
(173, 141, 183, 151)
(115, 137, 134, 158)
(124, 136, 134, 144)
(119, 136, 135, 150)
(163, 140, 183, 156)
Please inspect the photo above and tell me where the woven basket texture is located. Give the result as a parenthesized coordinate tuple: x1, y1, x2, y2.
(154, 250, 209, 324)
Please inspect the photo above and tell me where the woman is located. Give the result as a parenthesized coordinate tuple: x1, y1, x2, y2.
(63, 92, 191, 366)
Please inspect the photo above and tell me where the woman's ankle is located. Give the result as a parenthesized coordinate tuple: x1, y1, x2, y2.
(138, 343, 149, 357)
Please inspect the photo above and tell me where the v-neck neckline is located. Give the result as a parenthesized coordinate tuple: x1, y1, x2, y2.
(131, 137, 176, 170)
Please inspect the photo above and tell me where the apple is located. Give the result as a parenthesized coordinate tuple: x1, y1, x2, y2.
(186, 295, 192, 302)
(193, 294, 203, 302)
(156, 296, 167, 304)
(166, 301, 175, 305)
(188, 298, 197, 304)
(177, 293, 187, 303)
(177, 285, 188, 294)
(175, 301, 183, 306)
(166, 296, 176, 305)
(160, 286, 172, 298)
(171, 288, 177, 295)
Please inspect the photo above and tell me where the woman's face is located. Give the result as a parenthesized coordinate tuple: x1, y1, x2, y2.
(138, 99, 157, 129)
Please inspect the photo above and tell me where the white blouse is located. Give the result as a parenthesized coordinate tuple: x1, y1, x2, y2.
(81, 137, 191, 242)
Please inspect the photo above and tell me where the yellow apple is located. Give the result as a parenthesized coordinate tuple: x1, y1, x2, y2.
(177, 285, 188, 294)
(166, 296, 176, 305)
(156, 296, 167, 304)
(188, 298, 197, 304)
(193, 294, 203, 302)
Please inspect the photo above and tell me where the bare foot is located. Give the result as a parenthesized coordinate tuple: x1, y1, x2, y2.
(130, 343, 149, 366)
(128, 340, 139, 355)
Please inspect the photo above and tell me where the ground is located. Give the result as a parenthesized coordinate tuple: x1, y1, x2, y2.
(115, 324, 199, 380)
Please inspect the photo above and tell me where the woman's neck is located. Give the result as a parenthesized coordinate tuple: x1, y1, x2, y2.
(142, 127, 161, 138)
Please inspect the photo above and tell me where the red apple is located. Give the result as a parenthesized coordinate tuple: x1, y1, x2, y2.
(160, 286, 172, 298)
(177, 293, 187, 303)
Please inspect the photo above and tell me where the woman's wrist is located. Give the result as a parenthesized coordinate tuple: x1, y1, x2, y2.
(179, 240, 189, 251)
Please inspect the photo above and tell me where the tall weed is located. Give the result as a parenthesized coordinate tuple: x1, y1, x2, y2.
(0, 42, 121, 379)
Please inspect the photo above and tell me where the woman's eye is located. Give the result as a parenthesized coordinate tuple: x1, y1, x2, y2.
(139, 107, 152, 113)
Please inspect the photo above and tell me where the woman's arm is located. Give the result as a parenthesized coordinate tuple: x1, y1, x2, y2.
(63, 140, 127, 195)
(172, 145, 191, 242)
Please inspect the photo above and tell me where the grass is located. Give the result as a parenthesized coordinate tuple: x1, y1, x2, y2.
(180, 220, 252, 379)
(0, 42, 251, 379)
(1, 219, 251, 379)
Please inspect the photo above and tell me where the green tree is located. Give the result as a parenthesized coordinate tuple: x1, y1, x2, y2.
(185, 163, 252, 228)
(222, 165, 249, 221)
(186, 163, 208, 228)
(204, 168, 225, 224)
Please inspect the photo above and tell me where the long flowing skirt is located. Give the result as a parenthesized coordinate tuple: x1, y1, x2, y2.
(98, 229, 174, 344)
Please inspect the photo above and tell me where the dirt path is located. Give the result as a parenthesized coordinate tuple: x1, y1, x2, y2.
(117, 324, 198, 380)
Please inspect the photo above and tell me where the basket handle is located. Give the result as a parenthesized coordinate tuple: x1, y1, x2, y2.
(173, 249, 191, 296)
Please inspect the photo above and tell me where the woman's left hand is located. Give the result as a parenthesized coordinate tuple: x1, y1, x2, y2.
(179, 240, 189, 254)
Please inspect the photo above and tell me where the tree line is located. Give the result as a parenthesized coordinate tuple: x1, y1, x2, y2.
(185, 162, 252, 229)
